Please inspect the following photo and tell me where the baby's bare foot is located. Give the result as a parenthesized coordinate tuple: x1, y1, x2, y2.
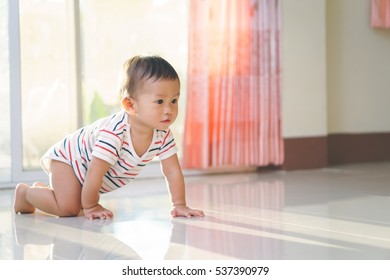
(14, 183, 35, 214)
(32, 182, 48, 187)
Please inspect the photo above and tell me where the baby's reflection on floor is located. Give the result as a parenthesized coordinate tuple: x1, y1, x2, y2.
(12, 213, 141, 260)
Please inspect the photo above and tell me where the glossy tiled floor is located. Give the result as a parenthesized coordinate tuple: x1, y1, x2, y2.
(1, 162, 390, 260)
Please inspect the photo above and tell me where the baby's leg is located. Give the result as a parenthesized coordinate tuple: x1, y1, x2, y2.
(14, 182, 53, 214)
(19, 160, 82, 217)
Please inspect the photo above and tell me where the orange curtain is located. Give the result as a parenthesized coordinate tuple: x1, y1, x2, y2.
(371, 0, 390, 28)
(183, 0, 283, 169)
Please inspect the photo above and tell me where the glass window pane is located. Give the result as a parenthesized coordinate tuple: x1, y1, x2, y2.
(79, 0, 188, 157)
(19, 0, 77, 170)
(0, 0, 11, 182)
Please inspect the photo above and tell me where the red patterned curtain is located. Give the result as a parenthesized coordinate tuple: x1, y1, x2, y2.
(183, 0, 284, 169)
(371, 0, 390, 28)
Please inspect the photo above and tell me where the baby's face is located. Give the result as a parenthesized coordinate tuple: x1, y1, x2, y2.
(132, 78, 180, 131)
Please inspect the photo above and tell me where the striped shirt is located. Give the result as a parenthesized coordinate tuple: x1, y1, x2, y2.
(41, 111, 178, 193)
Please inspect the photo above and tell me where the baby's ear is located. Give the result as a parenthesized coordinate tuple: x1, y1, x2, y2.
(121, 97, 137, 116)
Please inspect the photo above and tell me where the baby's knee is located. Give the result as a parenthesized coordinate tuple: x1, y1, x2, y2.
(58, 205, 81, 217)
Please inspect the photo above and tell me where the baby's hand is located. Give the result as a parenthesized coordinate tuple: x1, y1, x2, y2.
(83, 204, 113, 220)
(171, 205, 204, 218)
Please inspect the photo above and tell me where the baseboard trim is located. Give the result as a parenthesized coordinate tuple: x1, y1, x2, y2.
(328, 132, 390, 164)
(283, 136, 328, 170)
(283, 132, 390, 170)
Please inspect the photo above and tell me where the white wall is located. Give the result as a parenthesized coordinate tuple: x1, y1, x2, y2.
(281, 0, 328, 138)
(282, 0, 390, 138)
(327, 0, 390, 133)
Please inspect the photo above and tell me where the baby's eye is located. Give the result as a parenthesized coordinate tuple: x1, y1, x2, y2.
(172, 99, 178, 104)
(156, 99, 164, 104)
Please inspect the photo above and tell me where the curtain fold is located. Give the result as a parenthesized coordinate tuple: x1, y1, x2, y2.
(371, 0, 390, 28)
(183, 0, 283, 169)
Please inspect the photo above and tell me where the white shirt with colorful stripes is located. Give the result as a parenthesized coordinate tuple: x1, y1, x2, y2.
(41, 110, 178, 193)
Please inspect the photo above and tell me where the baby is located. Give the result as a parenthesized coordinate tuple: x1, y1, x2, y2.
(14, 55, 204, 219)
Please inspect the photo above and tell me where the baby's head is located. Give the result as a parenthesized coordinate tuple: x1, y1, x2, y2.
(119, 55, 180, 100)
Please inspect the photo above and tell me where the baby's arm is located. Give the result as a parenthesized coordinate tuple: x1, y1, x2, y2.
(161, 154, 204, 218)
(82, 156, 113, 219)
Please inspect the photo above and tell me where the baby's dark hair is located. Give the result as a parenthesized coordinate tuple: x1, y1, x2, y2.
(119, 55, 180, 99)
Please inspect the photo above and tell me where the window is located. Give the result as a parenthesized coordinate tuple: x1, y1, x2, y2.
(2, 0, 189, 186)
(19, 0, 78, 170)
